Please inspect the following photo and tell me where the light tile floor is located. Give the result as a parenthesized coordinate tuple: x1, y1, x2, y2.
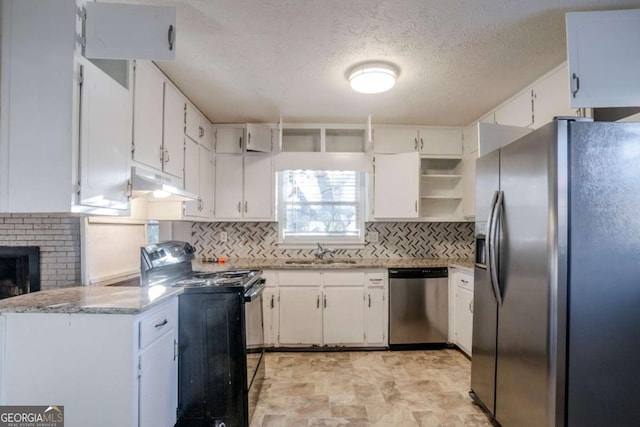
(251, 349, 494, 427)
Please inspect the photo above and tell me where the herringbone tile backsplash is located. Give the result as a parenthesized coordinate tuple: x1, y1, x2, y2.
(192, 222, 474, 259)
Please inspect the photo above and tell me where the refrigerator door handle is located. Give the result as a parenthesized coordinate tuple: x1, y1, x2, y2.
(489, 190, 504, 306)
(485, 190, 499, 303)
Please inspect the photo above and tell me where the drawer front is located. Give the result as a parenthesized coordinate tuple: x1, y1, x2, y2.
(455, 272, 474, 292)
(323, 271, 365, 286)
(139, 298, 178, 349)
(365, 271, 385, 287)
(278, 271, 322, 286)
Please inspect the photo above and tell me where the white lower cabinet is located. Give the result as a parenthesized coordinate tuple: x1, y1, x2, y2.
(268, 269, 388, 348)
(0, 297, 178, 427)
(365, 286, 386, 346)
(451, 268, 474, 356)
(279, 286, 323, 345)
(323, 286, 365, 345)
(139, 329, 178, 427)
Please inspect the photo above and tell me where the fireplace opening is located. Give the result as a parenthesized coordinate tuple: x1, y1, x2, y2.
(0, 247, 40, 300)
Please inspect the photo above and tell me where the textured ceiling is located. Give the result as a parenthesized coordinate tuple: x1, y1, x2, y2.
(113, 0, 640, 126)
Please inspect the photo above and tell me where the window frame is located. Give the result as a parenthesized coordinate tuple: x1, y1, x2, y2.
(276, 169, 366, 246)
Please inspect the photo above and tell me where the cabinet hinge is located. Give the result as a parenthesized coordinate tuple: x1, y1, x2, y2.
(77, 8, 87, 48)
(126, 180, 133, 200)
(137, 365, 142, 379)
(131, 141, 135, 156)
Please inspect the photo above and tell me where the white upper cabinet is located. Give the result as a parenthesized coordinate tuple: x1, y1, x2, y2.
(184, 140, 213, 219)
(373, 126, 419, 153)
(494, 89, 534, 128)
(185, 103, 213, 150)
(419, 128, 463, 157)
(0, 0, 178, 214)
(246, 124, 273, 152)
(373, 152, 420, 219)
(133, 61, 164, 171)
(162, 83, 186, 178)
(214, 154, 244, 218)
(78, 59, 131, 210)
(532, 64, 578, 128)
(373, 126, 462, 157)
(214, 124, 273, 153)
(243, 154, 274, 220)
(215, 127, 245, 154)
(84, 3, 176, 60)
(566, 9, 640, 108)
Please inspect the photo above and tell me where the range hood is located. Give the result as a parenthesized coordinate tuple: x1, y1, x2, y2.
(130, 166, 197, 202)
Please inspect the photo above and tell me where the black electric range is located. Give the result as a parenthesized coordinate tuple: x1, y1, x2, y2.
(141, 241, 265, 427)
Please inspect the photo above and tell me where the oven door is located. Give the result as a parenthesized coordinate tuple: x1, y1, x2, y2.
(244, 279, 265, 422)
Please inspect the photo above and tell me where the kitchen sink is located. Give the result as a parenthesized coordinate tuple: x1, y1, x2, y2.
(284, 259, 357, 265)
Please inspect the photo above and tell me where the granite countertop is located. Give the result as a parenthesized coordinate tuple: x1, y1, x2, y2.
(0, 285, 182, 314)
(0, 258, 473, 315)
(193, 257, 475, 272)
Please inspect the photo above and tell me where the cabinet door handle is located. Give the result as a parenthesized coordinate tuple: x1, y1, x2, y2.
(244, 201, 248, 213)
(155, 319, 168, 328)
(237, 201, 242, 213)
(323, 294, 327, 309)
(159, 147, 164, 162)
(270, 295, 274, 309)
(571, 73, 580, 98)
(164, 149, 170, 163)
(461, 279, 468, 284)
(239, 136, 242, 149)
(173, 338, 178, 360)
(420, 138, 424, 150)
(368, 294, 371, 308)
(469, 300, 473, 314)
(414, 138, 418, 151)
(168, 25, 174, 51)
(248, 132, 252, 147)
(316, 295, 320, 309)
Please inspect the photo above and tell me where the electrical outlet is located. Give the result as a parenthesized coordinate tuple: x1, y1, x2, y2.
(366, 231, 379, 243)
(220, 231, 227, 243)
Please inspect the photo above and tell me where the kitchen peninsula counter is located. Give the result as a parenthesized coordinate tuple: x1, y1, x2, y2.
(193, 257, 474, 271)
(0, 284, 182, 314)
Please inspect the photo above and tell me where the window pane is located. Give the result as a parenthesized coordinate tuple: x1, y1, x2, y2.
(279, 170, 363, 241)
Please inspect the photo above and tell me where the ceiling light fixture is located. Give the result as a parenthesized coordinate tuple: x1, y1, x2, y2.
(348, 62, 398, 94)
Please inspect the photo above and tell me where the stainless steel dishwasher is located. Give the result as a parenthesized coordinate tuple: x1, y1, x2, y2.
(389, 267, 449, 349)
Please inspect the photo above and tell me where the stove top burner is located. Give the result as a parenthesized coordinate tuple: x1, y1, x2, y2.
(172, 278, 209, 287)
(170, 269, 261, 291)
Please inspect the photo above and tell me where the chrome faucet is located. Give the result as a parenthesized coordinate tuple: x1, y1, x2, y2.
(315, 243, 336, 259)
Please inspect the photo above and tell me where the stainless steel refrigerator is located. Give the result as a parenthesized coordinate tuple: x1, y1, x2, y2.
(470, 118, 640, 427)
